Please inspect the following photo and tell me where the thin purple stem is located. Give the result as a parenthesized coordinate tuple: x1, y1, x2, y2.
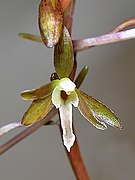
(73, 28, 135, 52)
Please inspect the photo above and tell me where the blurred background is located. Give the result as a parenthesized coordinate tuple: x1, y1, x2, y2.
(0, 0, 135, 179)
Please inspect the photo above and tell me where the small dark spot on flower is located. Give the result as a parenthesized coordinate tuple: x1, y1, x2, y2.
(61, 90, 68, 101)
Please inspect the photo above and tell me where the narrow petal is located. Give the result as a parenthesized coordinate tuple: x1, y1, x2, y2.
(76, 89, 107, 130)
(22, 95, 53, 126)
(78, 90, 122, 129)
(51, 86, 61, 108)
(74, 66, 89, 89)
(0, 122, 22, 136)
(54, 27, 74, 78)
(59, 103, 75, 152)
(21, 80, 59, 100)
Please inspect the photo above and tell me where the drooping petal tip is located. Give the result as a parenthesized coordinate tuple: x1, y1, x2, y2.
(0, 122, 22, 136)
(63, 133, 75, 152)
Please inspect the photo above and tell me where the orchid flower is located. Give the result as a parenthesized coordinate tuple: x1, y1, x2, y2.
(0, 27, 122, 152)
(20, 75, 122, 152)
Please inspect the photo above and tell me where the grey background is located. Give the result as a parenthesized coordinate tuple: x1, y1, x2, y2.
(0, 0, 135, 179)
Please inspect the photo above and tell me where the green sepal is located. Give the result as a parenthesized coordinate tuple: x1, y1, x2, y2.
(74, 66, 89, 88)
(39, 0, 63, 47)
(54, 26, 74, 79)
(21, 80, 59, 100)
(19, 33, 42, 43)
(76, 89, 107, 130)
(21, 95, 53, 126)
(77, 90, 122, 129)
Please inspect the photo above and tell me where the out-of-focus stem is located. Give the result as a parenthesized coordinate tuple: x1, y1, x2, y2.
(0, 108, 57, 155)
(111, 17, 135, 33)
(73, 28, 135, 52)
(73, 18, 135, 52)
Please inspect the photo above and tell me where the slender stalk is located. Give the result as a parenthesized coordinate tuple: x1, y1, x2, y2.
(62, 1, 90, 179)
(0, 108, 57, 155)
(73, 18, 135, 52)
(111, 17, 135, 33)
(73, 28, 135, 52)
(67, 137, 90, 180)
(58, 123, 89, 180)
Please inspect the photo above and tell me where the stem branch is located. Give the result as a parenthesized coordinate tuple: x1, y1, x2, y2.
(73, 28, 135, 52)
(0, 108, 57, 155)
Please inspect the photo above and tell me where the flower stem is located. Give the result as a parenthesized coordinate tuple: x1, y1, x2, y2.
(73, 28, 135, 52)
(73, 18, 135, 52)
(111, 17, 135, 33)
(58, 119, 90, 180)
(0, 108, 57, 155)
(63, 0, 90, 179)
(66, 137, 90, 180)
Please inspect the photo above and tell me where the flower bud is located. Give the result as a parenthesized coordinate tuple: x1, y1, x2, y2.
(39, 0, 63, 47)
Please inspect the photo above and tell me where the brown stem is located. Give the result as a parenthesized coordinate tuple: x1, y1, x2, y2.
(0, 108, 57, 155)
(58, 118, 89, 180)
(62, 1, 90, 179)
(67, 138, 90, 180)
(64, 0, 75, 33)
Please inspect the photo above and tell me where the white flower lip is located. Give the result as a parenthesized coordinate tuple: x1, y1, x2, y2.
(51, 78, 79, 151)
(59, 104, 75, 152)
